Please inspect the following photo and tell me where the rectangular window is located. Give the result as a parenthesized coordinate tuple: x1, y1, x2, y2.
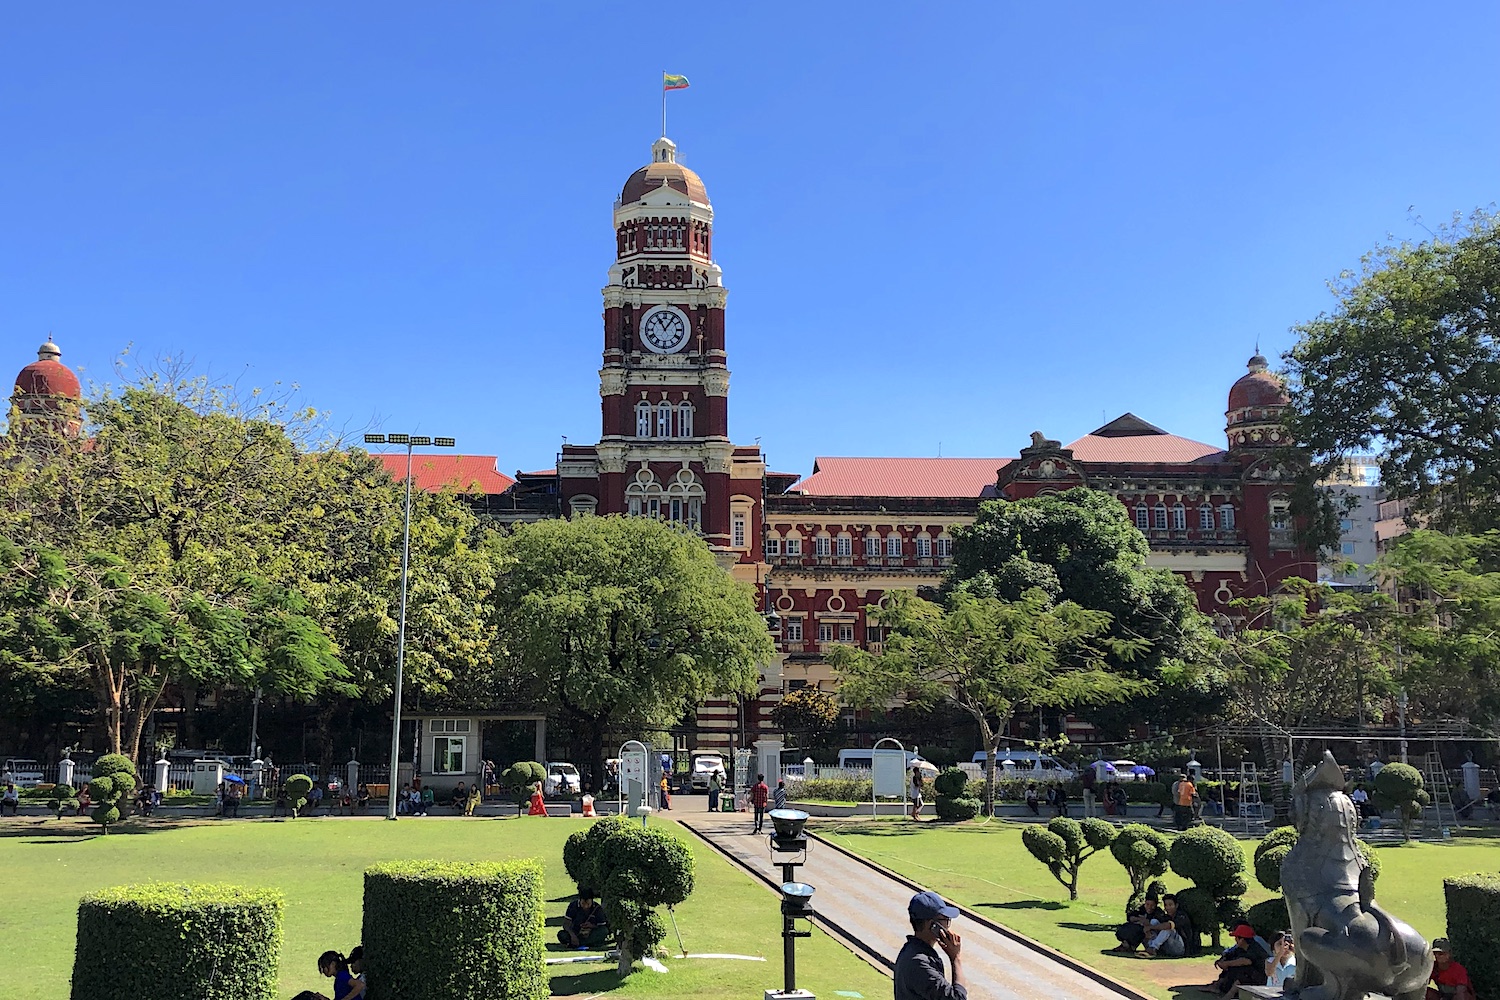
(732, 513, 747, 548)
(784, 619, 803, 642)
(836, 536, 852, 557)
(670, 498, 683, 523)
(1340, 518, 1354, 532)
(1219, 505, 1236, 530)
(657, 406, 671, 438)
(1153, 506, 1168, 530)
(628, 497, 642, 516)
(864, 536, 880, 557)
(865, 627, 882, 643)
(1135, 506, 1150, 531)
(1270, 504, 1291, 531)
(886, 535, 902, 557)
(935, 537, 952, 557)
(785, 678, 808, 691)
(838, 623, 855, 643)
(815, 536, 831, 557)
(432, 736, 466, 774)
(784, 537, 802, 556)
(916, 537, 932, 558)
(818, 623, 834, 642)
(1199, 506, 1214, 531)
(1340, 541, 1355, 555)
(765, 537, 781, 557)
(1172, 505, 1187, 530)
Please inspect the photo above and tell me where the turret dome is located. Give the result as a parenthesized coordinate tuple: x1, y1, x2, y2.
(620, 137, 709, 205)
(14, 339, 81, 404)
(1228, 354, 1289, 411)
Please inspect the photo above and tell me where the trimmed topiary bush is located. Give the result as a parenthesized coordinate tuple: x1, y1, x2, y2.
(1169, 825, 1247, 948)
(1021, 816, 1116, 900)
(502, 761, 547, 809)
(1109, 823, 1171, 916)
(48, 783, 77, 819)
(283, 774, 312, 816)
(363, 859, 546, 1000)
(1246, 898, 1291, 939)
(86, 754, 137, 832)
(1373, 762, 1429, 840)
(935, 796, 981, 821)
(1444, 873, 1500, 1000)
(70, 882, 283, 1000)
(933, 767, 968, 798)
(566, 819, 695, 973)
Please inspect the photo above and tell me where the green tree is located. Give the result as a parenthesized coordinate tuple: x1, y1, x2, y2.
(86, 753, 137, 833)
(768, 687, 841, 750)
(491, 516, 773, 788)
(949, 488, 1222, 737)
(1373, 762, 1428, 840)
(828, 588, 1148, 816)
(1021, 817, 1116, 900)
(1109, 823, 1172, 914)
(502, 761, 546, 811)
(1284, 210, 1500, 533)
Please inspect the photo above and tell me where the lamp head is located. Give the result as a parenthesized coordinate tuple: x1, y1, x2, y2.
(769, 808, 809, 852)
(780, 881, 815, 917)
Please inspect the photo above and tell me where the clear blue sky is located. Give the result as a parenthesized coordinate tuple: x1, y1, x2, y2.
(3, 5, 1496, 477)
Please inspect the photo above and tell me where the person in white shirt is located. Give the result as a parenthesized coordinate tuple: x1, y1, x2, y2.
(1265, 931, 1296, 990)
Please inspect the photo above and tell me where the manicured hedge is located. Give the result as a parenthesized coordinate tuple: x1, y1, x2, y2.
(363, 859, 546, 1000)
(935, 796, 981, 821)
(70, 882, 283, 1000)
(1445, 873, 1500, 1000)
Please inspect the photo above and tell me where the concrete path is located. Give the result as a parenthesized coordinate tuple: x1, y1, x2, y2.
(681, 810, 1143, 1000)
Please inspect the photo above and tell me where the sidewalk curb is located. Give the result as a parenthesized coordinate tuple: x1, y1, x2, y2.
(809, 829, 1155, 1000)
(677, 818, 895, 977)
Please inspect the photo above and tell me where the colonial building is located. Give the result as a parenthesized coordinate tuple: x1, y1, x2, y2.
(11, 136, 1320, 755)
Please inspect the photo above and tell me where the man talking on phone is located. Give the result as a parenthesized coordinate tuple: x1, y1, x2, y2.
(895, 890, 967, 1000)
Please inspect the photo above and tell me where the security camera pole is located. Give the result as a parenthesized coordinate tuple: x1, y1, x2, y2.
(363, 432, 456, 820)
(767, 808, 816, 1000)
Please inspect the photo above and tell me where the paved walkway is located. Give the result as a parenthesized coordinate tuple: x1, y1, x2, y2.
(680, 810, 1140, 1000)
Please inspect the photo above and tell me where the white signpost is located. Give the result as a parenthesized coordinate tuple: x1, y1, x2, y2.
(871, 737, 908, 816)
(619, 739, 652, 817)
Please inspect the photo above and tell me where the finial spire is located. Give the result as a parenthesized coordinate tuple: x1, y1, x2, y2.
(37, 338, 61, 362)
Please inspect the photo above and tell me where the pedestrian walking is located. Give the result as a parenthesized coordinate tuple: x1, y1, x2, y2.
(751, 774, 770, 833)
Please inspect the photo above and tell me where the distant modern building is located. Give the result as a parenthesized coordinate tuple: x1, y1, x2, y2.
(1320, 456, 1383, 590)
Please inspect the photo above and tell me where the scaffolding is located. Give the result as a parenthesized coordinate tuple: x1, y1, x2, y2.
(1235, 761, 1268, 835)
(1420, 750, 1458, 836)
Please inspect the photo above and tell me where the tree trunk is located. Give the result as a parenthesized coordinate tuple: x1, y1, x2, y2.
(181, 677, 200, 749)
(977, 718, 998, 817)
(585, 717, 607, 801)
(616, 939, 633, 975)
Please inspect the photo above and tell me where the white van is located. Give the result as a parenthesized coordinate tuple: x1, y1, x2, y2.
(2, 758, 43, 787)
(838, 748, 925, 771)
(544, 762, 581, 795)
(690, 752, 726, 792)
(970, 750, 1075, 780)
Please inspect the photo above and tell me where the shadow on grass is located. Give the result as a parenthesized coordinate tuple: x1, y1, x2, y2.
(1058, 920, 1117, 932)
(818, 823, 923, 839)
(1, 819, 201, 841)
(1168, 985, 1217, 998)
(549, 968, 621, 995)
(975, 900, 1067, 912)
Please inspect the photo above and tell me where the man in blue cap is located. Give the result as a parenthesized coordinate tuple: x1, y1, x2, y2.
(895, 890, 966, 1000)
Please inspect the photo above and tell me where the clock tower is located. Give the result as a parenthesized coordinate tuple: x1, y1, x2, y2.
(560, 136, 766, 571)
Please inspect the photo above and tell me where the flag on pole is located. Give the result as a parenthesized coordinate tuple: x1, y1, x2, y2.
(662, 73, 690, 91)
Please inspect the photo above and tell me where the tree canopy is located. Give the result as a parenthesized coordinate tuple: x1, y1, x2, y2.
(1284, 210, 1500, 533)
(491, 515, 774, 787)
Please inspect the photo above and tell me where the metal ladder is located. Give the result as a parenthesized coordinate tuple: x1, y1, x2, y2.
(1237, 761, 1267, 835)
(1420, 751, 1458, 836)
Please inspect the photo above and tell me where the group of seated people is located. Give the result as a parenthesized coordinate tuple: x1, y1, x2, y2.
(133, 785, 162, 815)
(1113, 898, 1473, 1000)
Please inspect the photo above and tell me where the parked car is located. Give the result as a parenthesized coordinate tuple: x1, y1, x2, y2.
(544, 762, 581, 796)
(2, 758, 44, 787)
(969, 750, 1076, 780)
(689, 752, 726, 792)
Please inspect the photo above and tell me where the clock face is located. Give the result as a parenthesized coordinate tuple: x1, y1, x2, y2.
(640, 306, 691, 354)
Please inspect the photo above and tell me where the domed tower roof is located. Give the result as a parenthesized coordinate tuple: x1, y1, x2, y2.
(620, 137, 709, 205)
(1228, 354, 1289, 411)
(14, 338, 82, 405)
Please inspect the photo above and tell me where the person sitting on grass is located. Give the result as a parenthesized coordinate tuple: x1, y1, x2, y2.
(1144, 893, 1192, 958)
(1111, 893, 1160, 953)
(348, 945, 365, 988)
(318, 950, 366, 1000)
(1428, 937, 1475, 1000)
(1206, 924, 1268, 996)
(558, 887, 611, 948)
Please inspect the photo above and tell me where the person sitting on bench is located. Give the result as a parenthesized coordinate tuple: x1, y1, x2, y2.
(558, 887, 610, 948)
(1206, 924, 1269, 996)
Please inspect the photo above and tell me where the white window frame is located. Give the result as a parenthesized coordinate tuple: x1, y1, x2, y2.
(818, 622, 834, 643)
(1171, 503, 1186, 530)
(765, 536, 781, 557)
(886, 534, 902, 557)
(657, 403, 672, 438)
(1153, 503, 1168, 531)
(784, 618, 803, 642)
(432, 736, 466, 775)
(1270, 501, 1291, 531)
(677, 402, 694, 438)
(635, 401, 652, 438)
(814, 536, 831, 557)
(1135, 504, 1149, 531)
(838, 623, 855, 643)
(916, 537, 932, 558)
(732, 513, 747, 548)
(784, 536, 802, 556)
(835, 535, 853, 557)
(1199, 505, 1215, 531)
(1218, 504, 1236, 530)
(864, 535, 881, 557)
(935, 537, 952, 557)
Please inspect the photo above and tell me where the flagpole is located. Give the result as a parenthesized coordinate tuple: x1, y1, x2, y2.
(661, 70, 666, 137)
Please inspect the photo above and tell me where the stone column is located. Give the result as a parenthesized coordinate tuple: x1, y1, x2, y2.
(754, 738, 783, 789)
(58, 757, 75, 789)
(155, 756, 170, 794)
(347, 759, 360, 797)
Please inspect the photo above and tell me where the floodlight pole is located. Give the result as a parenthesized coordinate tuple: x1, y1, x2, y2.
(365, 432, 454, 820)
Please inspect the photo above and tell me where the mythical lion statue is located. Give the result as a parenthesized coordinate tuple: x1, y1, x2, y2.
(1280, 751, 1431, 1000)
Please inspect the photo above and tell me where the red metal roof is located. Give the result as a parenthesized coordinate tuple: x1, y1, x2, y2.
(1065, 433, 1224, 464)
(791, 457, 1011, 498)
(373, 453, 515, 495)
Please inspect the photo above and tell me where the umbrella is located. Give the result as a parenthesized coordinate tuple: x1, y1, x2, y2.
(1097, 761, 1118, 773)
(1131, 765, 1156, 777)
(222, 773, 246, 784)
(911, 759, 939, 775)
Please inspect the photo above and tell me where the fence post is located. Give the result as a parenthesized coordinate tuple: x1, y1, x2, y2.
(155, 756, 170, 794)
(347, 759, 359, 798)
(58, 756, 75, 789)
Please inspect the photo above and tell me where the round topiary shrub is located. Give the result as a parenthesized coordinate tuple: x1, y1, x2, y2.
(502, 761, 547, 808)
(934, 796, 980, 821)
(1169, 825, 1247, 947)
(1374, 763, 1429, 839)
(363, 859, 546, 1000)
(1110, 823, 1171, 915)
(1245, 897, 1291, 939)
(48, 783, 77, 820)
(933, 767, 968, 799)
(283, 774, 313, 816)
(70, 882, 283, 1000)
(87, 754, 137, 832)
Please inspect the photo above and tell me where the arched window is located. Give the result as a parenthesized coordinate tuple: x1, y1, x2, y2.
(635, 401, 652, 438)
(656, 403, 672, 438)
(1218, 504, 1236, 530)
(1153, 503, 1168, 530)
(677, 402, 694, 438)
(1171, 503, 1187, 530)
(1134, 504, 1149, 531)
(1199, 505, 1215, 531)
(626, 468, 704, 527)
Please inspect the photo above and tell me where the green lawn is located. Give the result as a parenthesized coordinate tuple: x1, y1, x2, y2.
(820, 818, 1496, 1000)
(0, 814, 889, 1000)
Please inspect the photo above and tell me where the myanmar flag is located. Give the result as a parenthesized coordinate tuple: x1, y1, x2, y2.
(662, 73, 690, 91)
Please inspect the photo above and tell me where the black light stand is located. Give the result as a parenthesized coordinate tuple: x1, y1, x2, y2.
(767, 809, 816, 1000)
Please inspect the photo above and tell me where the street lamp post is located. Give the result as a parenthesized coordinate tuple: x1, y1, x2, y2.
(364, 432, 456, 820)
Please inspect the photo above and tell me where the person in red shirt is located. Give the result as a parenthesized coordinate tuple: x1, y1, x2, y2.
(751, 774, 770, 834)
(1428, 938, 1475, 1000)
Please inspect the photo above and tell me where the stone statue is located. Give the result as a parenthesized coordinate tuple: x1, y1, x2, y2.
(1281, 751, 1430, 1000)
(1027, 431, 1062, 451)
